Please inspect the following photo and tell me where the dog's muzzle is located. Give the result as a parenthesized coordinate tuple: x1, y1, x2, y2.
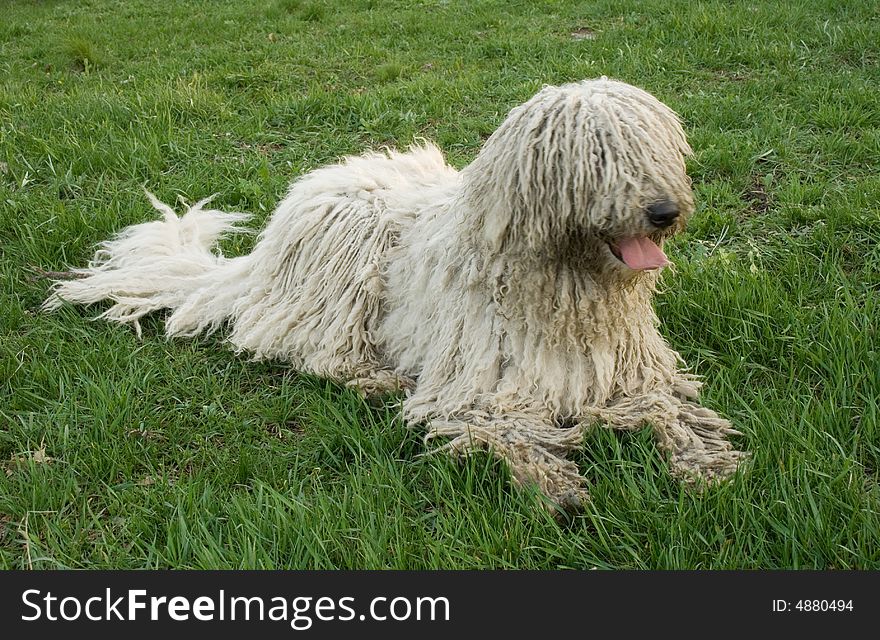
(647, 199, 679, 228)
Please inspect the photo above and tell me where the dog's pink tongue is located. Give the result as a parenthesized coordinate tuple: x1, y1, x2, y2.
(617, 236, 669, 270)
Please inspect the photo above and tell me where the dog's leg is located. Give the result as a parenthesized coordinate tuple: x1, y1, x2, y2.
(423, 409, 590, 511)
(580, 391, 748, 486)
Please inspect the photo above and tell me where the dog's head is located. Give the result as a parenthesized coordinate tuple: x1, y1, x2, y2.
(462, 78, 694, 278)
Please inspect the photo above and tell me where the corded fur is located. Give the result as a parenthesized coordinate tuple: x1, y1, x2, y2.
(45, 78, 748, 509)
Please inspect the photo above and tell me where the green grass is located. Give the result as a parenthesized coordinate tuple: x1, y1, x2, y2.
(1, 0, 878, 569)
(62, 36, 105, 72)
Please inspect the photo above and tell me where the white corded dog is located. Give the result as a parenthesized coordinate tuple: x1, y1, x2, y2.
(46, 78, 748, 509)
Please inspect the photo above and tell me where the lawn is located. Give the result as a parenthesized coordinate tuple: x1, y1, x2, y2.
(0, 0, 878, 569)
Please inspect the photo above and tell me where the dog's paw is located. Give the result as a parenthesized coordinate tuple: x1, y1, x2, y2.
(549, 485, 591, 514)
(662, 402, 751, 487)
(346, 369, 415, 396)
(507, 445, 591, 515)
(668, 447, 751, 489)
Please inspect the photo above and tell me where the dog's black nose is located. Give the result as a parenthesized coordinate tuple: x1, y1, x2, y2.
(647, 200, 679, 228)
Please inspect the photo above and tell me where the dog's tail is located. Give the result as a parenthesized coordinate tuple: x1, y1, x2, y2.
(43, 191, 254, 338)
